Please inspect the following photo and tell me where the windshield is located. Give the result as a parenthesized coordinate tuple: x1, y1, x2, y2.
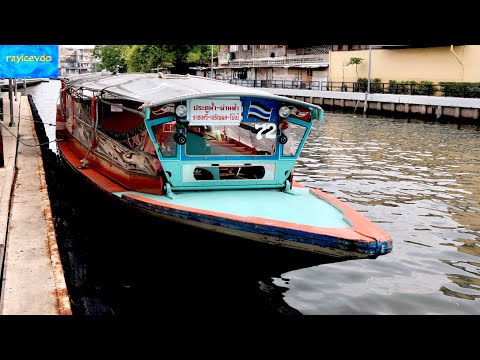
(148, 119, 309, 158)
(185, 123, 276, 156)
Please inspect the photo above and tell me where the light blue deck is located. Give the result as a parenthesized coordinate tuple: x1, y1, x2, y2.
(115, 187, 350, 229)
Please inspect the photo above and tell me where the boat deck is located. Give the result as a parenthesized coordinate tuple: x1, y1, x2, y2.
(114, 187, 350, 229)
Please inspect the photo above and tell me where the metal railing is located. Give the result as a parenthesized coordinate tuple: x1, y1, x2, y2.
(227, 79, 480, 98)
(227, 56, 328, 68)
(228, 79, 323, 90)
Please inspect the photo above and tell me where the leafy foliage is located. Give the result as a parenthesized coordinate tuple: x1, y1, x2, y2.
(353, 77, 368, 92)
(347, 57, 363, 66)
(370, 78, 383, 93)
(388, 80, 409, 94)
(347, 57, 363, 80)
(439, 82, 480, 98)
(92, 45, 129, 73)
(92, 45, 219, 74)
(125, 45, 218, 73)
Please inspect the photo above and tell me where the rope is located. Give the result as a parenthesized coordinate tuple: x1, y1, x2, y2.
(0, 121, 61, 147)
(0, 112, 55, 126)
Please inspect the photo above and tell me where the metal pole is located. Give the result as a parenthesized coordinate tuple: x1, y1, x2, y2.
(8, 79, 15, 127)
(23, 78, 26, 94)
(363, 45, 372, 115)
(0, 97, 3, 166)
(211, 45, 214, 78)
(14, 79, 18, 101)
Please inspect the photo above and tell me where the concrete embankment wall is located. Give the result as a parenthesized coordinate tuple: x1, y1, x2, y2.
(260, 88, 480, 122)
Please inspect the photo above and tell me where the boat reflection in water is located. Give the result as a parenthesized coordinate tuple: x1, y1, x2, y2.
(50, 153, 344, 315)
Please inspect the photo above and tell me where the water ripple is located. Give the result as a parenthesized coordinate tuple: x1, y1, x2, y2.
(286, 113, 480, 314)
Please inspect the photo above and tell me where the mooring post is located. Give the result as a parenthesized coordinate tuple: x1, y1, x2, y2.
(0, 86, 4, 166)
(8, 79, 15, 127)
(0, 120, 4, 167)
(14, 79, 18, 101)
(0, 85, 3, 166)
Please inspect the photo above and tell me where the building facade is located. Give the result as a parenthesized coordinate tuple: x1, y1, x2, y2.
(328, 45, 480, 83)
(211, 45, 332, 84)
(59, 47, 98, 76)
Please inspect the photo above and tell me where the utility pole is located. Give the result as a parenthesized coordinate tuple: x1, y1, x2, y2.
(363, 45, 372, 116)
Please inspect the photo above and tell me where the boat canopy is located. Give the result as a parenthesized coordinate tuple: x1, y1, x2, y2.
(63, 73, 323, 111)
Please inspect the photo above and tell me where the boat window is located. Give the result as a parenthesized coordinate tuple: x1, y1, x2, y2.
(148, 122, 177, 158)
(185, 123, 276, 157)
(70, 96, 92, 125)
(282, 122, 307, 157)
(98, 100, 144, 132)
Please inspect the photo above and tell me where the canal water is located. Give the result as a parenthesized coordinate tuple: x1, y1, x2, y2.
(25, 80, 480, 315)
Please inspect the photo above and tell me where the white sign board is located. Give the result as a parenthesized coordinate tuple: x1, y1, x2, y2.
(188, 99, 243, 126)
(111, 104, 123, 112)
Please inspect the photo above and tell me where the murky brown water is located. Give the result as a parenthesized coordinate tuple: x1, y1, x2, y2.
(26, 81, 480, 314)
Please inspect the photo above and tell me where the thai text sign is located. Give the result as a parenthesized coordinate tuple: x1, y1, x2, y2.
(188, 98, 243, 126)
(0, 45, 59, 78)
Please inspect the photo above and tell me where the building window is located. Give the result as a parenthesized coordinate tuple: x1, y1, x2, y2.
(333, 45, 349, 51)
(258, 45, 268, 50)
(306, 68, 313, 76)
(229, 45, 238, 52)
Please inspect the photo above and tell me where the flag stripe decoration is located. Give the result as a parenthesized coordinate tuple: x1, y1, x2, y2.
(243, 97, 279, 123)
(149, 103, 175, 119)
(248, 102, 271, 120)
(288, 105, 311, 121)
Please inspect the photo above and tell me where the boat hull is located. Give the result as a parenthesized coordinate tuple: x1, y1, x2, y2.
(57, 140, 392, 259)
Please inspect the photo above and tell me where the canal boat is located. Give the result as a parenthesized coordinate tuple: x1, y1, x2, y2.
(55, 72, 392, 258)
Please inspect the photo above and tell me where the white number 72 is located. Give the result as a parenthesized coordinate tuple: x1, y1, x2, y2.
(254, 123, 277, 140)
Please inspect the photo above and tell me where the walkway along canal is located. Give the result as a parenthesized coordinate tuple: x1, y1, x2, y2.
(0, 92, 71, 315)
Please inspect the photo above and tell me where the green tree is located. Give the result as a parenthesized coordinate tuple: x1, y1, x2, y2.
(126, 45, 218, 74)
(126, 45, 176, 72)
(347, 57, 363, 81)
(92, 45, 129, 73)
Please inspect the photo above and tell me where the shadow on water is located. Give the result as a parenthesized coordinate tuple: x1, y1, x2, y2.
(52, 155, 344, 316)
(30, 95, 343, 316)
